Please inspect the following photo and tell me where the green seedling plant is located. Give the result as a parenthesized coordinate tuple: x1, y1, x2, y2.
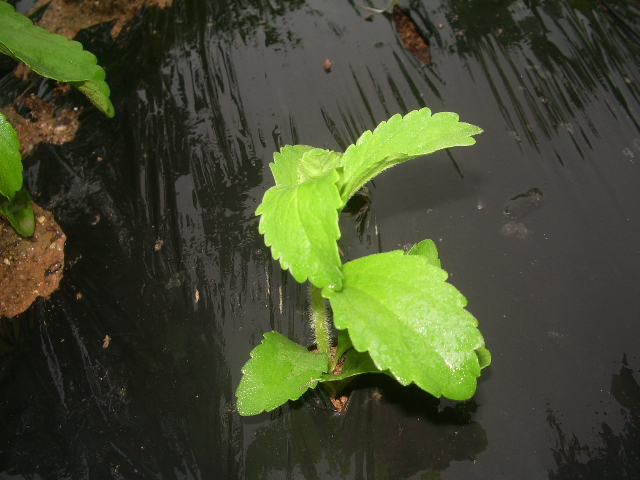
(0, 2, 114, 236)
(236, 107, 492, 416)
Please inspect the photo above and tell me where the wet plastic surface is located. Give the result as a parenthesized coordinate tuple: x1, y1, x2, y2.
(1, 0, 640, 478)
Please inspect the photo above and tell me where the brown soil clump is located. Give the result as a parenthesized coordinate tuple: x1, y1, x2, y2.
(1, 94, 81, 157)
(392, 6, 432, 66)
(0, 204, 66, 318)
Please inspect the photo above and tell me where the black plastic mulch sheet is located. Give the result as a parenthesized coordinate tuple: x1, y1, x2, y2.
(1, 0, 640, 478)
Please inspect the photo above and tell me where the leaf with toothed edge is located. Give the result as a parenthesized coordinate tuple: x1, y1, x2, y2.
(322, 250, 488, 400)
(256, 169, 343, 289)
(339, 108, 482, 202)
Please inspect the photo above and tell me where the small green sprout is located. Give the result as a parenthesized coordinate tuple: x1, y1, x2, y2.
(236, 107, 491, 416)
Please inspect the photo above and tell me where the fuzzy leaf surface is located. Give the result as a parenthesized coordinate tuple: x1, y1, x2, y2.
(339, 108, 482, 201)
(0, 112, 23, 201)
(323, 251, 487, 400)
(256, 170, 343, 289)
(236, 331, 329, 416)
(0, 2, 114, 117)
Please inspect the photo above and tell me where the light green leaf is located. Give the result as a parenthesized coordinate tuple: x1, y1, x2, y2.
(323, 251, 488, 400)
(270, 145, 343, 187)
(236, 331, 329, 416)
(339, 108, 482, 201)
(256, 170, 343, 289)
(0, 112, 23, 201)
(270, 145, 316, 185)
(407, 239, 441, 268)
(0, 2, 114, 117)
(0, 184, 35, 237)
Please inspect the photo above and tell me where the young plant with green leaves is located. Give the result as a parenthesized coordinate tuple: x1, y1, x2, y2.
(0, 2, 114, 236)
(236, 107, 491, 416)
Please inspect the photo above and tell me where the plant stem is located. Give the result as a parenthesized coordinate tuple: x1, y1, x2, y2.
(310, 285, 330, 355)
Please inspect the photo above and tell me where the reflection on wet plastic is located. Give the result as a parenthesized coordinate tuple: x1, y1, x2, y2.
(548, 355, 640, 478)
(246, 378, 488, 479)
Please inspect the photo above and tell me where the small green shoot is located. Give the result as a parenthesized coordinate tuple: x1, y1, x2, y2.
(236, 108, 490, 416)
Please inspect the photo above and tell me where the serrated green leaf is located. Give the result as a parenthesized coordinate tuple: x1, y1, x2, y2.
(0, 184, 35, 237)
(256, 170, 343, 289)
(323, 251, 487, 400)
(407, 239, 441, 268)
(0, 112, 23, 201)
(236, 331, 329, 416)
(0, 2, 114, 117)
(339, 108, 482, 202)
(270, 145, 316, 185)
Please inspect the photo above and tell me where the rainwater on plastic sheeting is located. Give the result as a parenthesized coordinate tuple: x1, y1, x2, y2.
(1, 0, 640, 478)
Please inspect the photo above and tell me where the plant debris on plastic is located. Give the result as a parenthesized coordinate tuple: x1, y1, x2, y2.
(1, 0, 640, 478)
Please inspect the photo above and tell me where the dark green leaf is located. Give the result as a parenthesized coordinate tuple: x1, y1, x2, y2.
(407, 239, 441, 268)
(0, 2, 114, 117)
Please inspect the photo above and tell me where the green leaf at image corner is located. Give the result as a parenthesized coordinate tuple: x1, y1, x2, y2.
(339, 108, 482, 202)
(256, 169, 343, 289)
(0, 111, 23, 201)
(0, 2, 114, 117)
(407, 238, 441, 268)
(236, 331, 329, 416)
(323, 251, 488, 401)
(0, 184, 35, 237)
